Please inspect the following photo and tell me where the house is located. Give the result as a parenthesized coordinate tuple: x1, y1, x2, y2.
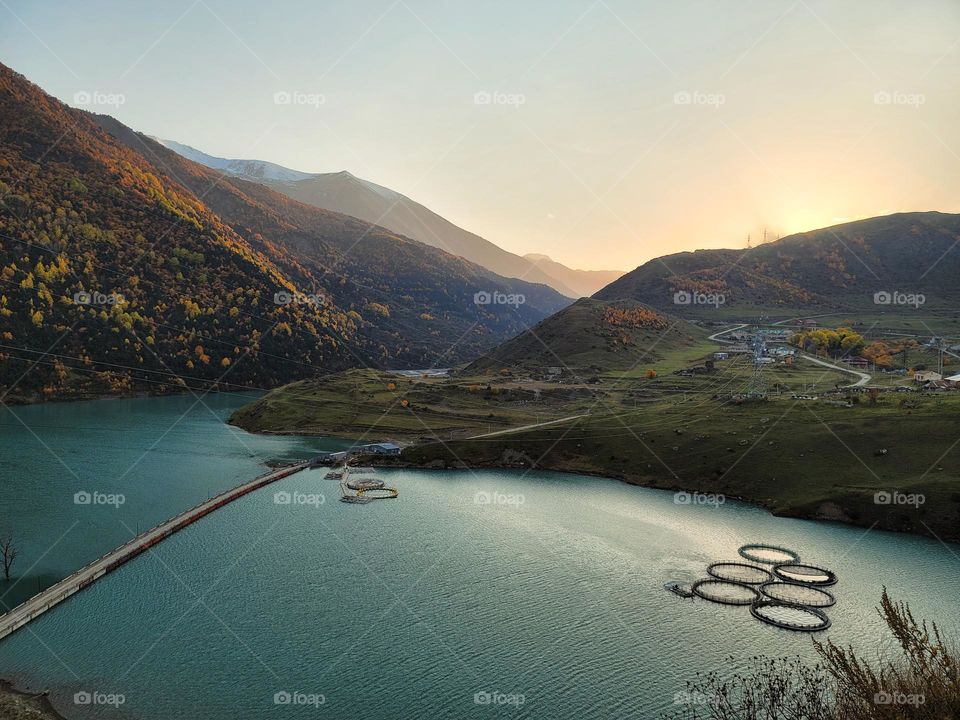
(311, 451, 350, 465)
(713, 352, 729, 360)
(945, 373, 960, 383)
(800, 319, 819, 328)
(358, 442, 401, 455)
(727, 343, 752, 354)
(913, 370, 942, 383)
(844, 357, 869, 368)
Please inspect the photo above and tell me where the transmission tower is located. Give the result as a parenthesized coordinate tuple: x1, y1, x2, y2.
(747, 328, 768, 397)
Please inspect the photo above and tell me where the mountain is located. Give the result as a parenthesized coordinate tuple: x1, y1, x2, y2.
(463, 297, 705, 375)
(595, 212, 960, 316)
(0, 63, 569, 402)
(523, 253, 624, 297)
(152, 138, 313, 182)
(156, 139, 604, 298)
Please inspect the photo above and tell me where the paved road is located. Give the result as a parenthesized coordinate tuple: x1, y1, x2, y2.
(0, 462, 307, 642)
(470, 414, 588, 439)
(801, 353, 871, 387)
(707, 323, 747, 344)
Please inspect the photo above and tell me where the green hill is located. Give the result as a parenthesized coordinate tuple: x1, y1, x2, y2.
(463, 298, 710, 375)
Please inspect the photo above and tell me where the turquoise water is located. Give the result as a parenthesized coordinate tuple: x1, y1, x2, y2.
(1, 396, 959, 719)
(0, 394, 351, 608)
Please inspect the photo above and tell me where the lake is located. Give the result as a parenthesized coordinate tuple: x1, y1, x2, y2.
(1, 394, 958, 718)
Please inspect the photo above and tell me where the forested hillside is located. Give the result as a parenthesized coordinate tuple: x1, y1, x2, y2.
(0, 63, 567, 402)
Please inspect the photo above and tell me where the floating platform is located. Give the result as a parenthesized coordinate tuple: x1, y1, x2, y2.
(738, 543, 801, 565)
(664, 581, 694, 598)
(346, 478, 385, 491)
(355, 487, 398, 499)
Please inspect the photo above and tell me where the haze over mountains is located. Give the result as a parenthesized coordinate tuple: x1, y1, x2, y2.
(156, 139, 624, 298)
(0, 63, 569, 401)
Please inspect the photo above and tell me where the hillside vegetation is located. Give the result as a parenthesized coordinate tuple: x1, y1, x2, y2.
(0, 63, 568, 402)
(597, 212, 960, 317)
(464, 298, 710, 375)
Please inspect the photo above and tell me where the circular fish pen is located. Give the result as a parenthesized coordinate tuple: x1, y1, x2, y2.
(691, 579, 760, 606)
(773, 563, 837, 587)
(750, 599, 831, 632)
(738, 544, 800, 565)
(759, 581, 836, 608)
(346, 478, 385, 491)
(707, 562, 773, 585)
(355, 487, 399, 499)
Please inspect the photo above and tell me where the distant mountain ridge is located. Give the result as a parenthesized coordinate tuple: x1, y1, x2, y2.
(524, 253, 624, 298)
(595, 212, 960, 315)
(156, 139, 624, 297)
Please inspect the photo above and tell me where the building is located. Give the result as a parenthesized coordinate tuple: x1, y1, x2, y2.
(713, 352, 729, 360)
(358, 442, 401, 455)
(913, 371, 942, 383)
(946, 373, 960, 383)
(844, 357, 869, 369)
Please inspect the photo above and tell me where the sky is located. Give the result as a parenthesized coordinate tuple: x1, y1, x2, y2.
(2, 0, 959, 271)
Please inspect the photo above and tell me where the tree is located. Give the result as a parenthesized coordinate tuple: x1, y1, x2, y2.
(666, 589, 960, 719)
(0, 533, 17, 581)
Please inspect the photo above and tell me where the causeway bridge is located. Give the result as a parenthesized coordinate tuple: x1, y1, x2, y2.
(0, 462, 307, 641)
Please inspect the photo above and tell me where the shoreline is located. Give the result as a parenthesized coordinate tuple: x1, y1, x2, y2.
(0, 680, 67, 720)
(2, 386, 265, 407)
(351, 454, 960, 546)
